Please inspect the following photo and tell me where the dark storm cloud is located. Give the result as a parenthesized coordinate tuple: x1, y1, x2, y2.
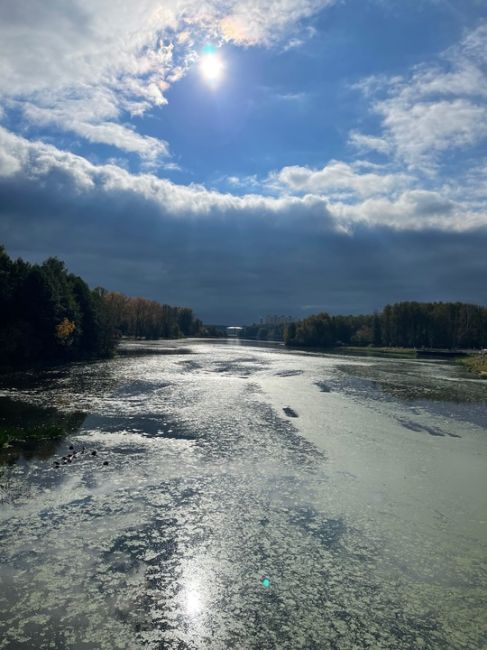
(0, 128, 485, 323)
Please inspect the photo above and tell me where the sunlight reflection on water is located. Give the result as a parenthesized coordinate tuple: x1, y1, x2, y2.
(0, 340, 485, 649)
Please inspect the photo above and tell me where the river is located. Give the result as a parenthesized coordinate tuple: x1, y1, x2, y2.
(0, 340, 486, 649)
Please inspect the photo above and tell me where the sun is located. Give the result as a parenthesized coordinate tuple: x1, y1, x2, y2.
(199, 52, 224, 84)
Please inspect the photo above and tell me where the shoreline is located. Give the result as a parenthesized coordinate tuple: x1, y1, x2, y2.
(457, 354, 487, 378)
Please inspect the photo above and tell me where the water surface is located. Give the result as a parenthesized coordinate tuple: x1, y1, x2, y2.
(0, 340, 486, 649)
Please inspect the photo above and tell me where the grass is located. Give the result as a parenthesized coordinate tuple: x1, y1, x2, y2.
(0, 424, 66, 448)
(331, 346, 417, 358)
(457, 354, 487, 378)
(0, 396, 86, 454)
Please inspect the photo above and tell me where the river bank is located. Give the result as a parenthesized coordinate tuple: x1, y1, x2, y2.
(458, 353, 487, 378)
(328, 345, 416, 357)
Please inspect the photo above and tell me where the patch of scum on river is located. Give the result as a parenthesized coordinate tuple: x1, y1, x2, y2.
(0, 340, 486, 649)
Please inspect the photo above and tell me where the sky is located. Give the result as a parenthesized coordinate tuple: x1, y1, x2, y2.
(0, 0, 486, 324)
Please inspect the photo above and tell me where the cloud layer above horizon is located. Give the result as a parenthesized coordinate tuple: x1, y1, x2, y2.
(0, 0, 486, 321)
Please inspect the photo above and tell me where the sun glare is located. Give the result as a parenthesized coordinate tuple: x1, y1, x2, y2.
(185, 587, 203, 616)
(199, 52, 224, 84)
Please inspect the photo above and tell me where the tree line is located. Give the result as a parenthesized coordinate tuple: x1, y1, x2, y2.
(0, 247, 204, 366)
(284, 302, 487, 349)
(98, 290, 203, 340)
(239, 323, 288, 342)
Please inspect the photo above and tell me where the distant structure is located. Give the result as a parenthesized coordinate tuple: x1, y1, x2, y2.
(260, 315, 295, 326)
(226, 326, 243, 338)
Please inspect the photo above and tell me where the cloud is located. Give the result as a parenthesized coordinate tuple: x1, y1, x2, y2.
(1, 126, 485, 321)
(2, 126, 484, 233)
(376, 98, 487, 167)
(459, 160, 487, 206)
(0, 149, 21, 177)
(22, 103, 170, 161)
(219, 0, 332, 45)
(348, 132, 391, 155)
(351, 23, 487, 168)
(0, 126, 334, 228)
(269, 160, 412, 199)
(332, 189, 485, 232)
(0, 0, 336, 160)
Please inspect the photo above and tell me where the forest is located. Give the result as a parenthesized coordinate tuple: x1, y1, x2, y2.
(284, 302, 487, 349)
(239, 323, 288, 342)
(0, 248, 204, 366)
(97, 290, 204, 340)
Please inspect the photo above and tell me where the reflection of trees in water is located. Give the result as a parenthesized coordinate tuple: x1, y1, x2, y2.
(0, 396, 86, 464)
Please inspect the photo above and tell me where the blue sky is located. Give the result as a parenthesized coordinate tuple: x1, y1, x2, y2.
(0, 0, 486, 322)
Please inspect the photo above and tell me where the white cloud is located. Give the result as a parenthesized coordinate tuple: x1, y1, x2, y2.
(71, 122, 170, 160)
(219, 0, 331, 45)
(332, 190, 485, 232)
(351, 23, 487, 168)
(269, 160, 412, 199)
(378, 98, 487, 165)
(348, 132, 391, 155)
(448, 159, 487, 209)
(0, 126, 328, 223)
(1, 126, 484, 233)
(0, 149, 21, 177)
(23, 103, 170, 160)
